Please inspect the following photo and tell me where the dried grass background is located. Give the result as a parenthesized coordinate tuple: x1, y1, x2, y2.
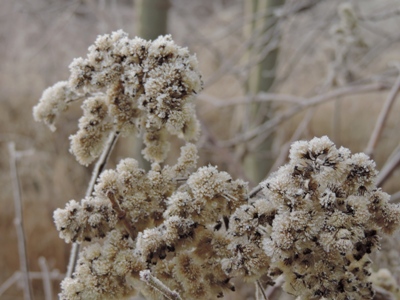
(1, 0, 400, 299)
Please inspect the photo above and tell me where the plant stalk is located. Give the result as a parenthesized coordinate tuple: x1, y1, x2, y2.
(66, 131, 120, 278)
(8, 142, 34, 300)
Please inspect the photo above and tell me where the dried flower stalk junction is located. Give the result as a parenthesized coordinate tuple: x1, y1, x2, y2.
(34, 31, 400, 300)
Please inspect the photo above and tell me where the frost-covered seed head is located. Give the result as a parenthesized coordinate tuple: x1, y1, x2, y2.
(260, 136, 400, 299)
(35, 30, 203, 165)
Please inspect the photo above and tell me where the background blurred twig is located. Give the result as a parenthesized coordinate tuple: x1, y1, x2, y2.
(0, 270, 64, 298)
(365, 71, 400, 157)
(38, 257, 52, 300)
(376, 148, 400, 188)
(219, 82, 389, 147)
(8, 142, 33, 300)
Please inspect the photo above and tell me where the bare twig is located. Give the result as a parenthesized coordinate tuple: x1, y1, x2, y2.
(235, 23, 282, 75)
(198, 117, 249, 183)
(373, 284, 396, 300)
(140, 270, 183, 300)
(107, 191, 137, 240)
(218, 82, 389, 147)
(351, 0, 392, 39)
(249, 185, 263, 199)
(0, 271, 64, 297)
(276, 9, 336, 85)
(87, 131, 120, 196)
(204, 15, 280, 87)
(268, 107, 315, 176)
(391, 191, 400, 203)
(8, 142, 33, 300)
(28, 271, 64, 280)
(365, 73, 400, 157)
(174, 177, 188, 183)
(0, 273, 20, 297)
(66, 131, 120, 278)
(358, 35, 400, 69)
(29, 1, 80, 59)
(174, 3, 274, 43)
(38, 257, 52, 300)
(265, 275, 284, 298)
(279, 0, 320, 15)
(198, 92, 304, 107)
(361, 6, 400, 22)
(256, 280, 268, 300)
(376, 149, 400, 188)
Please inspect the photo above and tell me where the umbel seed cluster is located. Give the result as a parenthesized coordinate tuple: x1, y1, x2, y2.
(34, 31, 400, 300)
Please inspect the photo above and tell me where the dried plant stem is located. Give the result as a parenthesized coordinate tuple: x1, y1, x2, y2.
(268, 107, 315, 176)
(376, 148, 400, 187)
(373, 285, 396, 300)
(198, 92, 304, 107)
(38, 257, 52, 300)
(256, 280, 268, 300)
(277, 8, 335, 85)
(365, 74, 400, 157)
(66, 131, 120, 278)
(107, 191, 137, 239)
(140, 270, 183, 300)
(265, 275, 284, 298)
(0, 272, 20, 297)
(204, 14, 278, 88)
(0, 271, 64, 297)
(174, 177, 188, 182)
(332, 97, 341, 144)
(391, 191, 400, 203)
(8, 142, 33, 300)
(249, 185, 263, 199)
(199, 117, 249, 182)
(87, 131, 120, 196)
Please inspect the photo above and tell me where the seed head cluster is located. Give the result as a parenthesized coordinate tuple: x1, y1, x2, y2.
(261, 136, 400, 299)
(34, 30, 202, 165)
(34, 32, 400, 300)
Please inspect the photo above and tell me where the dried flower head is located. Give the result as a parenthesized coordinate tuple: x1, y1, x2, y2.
(34, 30, 202, 165)
(261, 136, 400, 299)
(33, 81, 81, 132)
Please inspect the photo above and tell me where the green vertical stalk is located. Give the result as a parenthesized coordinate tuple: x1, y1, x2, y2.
(136, 0, 170, 40)
(243, 0, 285, 183)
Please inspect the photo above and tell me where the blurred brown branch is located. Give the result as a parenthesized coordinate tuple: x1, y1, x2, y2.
(365, 71, 400, 157)
(218, 82, 390, 147)
(198, 92, 304, 107)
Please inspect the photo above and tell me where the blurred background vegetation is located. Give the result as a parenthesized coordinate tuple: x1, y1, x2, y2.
(1, 0, 400, 299)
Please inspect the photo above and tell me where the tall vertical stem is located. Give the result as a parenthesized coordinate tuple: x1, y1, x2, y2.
(8, 143, 34, 300)
(136, 0, 170, 40)
(38, 257, 52, 300)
